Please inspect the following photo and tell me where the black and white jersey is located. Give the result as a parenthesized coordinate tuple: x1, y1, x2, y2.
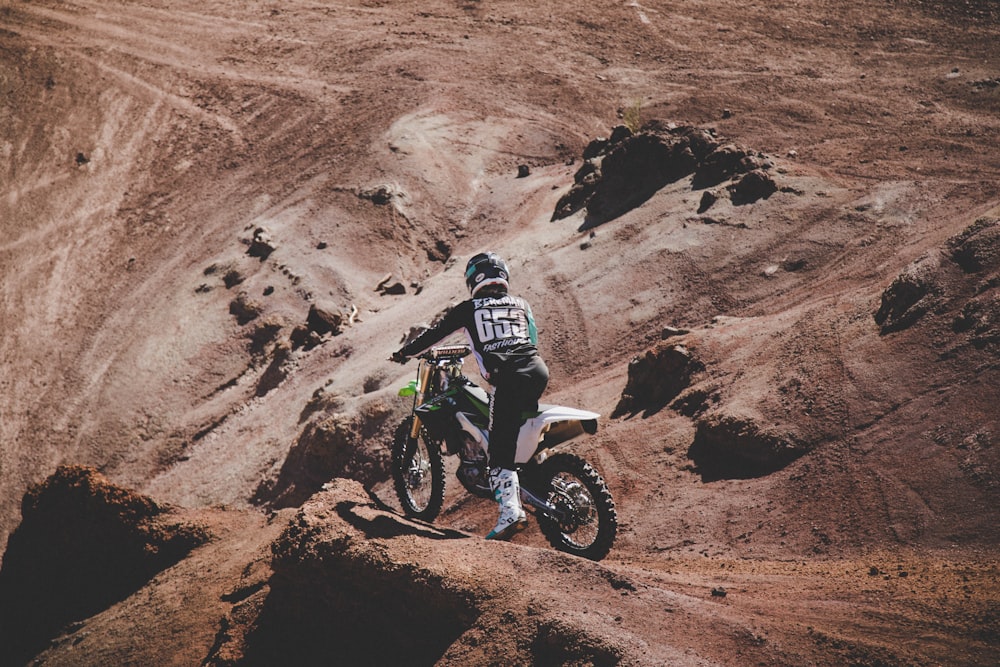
(399, 292, 539, 382)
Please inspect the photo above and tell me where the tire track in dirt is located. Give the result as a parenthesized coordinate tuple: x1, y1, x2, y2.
(5, 3, 345, 148)
(18, 1, 350, 94)
(541, 271, 594, 382)
(17, 41, 245, 146)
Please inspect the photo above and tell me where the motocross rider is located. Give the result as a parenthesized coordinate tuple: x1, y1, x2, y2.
(391, 252, 549, 541)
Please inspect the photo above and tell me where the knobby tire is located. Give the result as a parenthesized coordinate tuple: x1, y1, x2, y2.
(390, 417, 446, 521)
(534, 452, 617, 561)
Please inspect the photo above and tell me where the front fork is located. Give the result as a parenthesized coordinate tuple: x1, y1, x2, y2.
(408, 361, 435, 440)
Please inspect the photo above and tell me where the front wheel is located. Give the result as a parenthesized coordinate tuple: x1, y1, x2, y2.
(390, 417, 446, 521)
(532, 453, 617, 561)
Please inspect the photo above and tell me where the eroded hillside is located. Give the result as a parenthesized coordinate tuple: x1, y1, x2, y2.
(1, 0, 999, 664)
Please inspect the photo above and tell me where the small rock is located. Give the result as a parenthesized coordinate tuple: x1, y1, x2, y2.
(230, 292, 263, 325)
(380, 281, 406, 296)
(729, 169, 778, 205)
(290, 325, 323, 350)
(223, 269, 244, 289)
(359, 185, 395, 205)
(306, 303, 344, 336)
(426, 239, 451, 263)
(248, 227, 276, 260)
(698, 190, 719, 213)
(660, 326, 689, 339)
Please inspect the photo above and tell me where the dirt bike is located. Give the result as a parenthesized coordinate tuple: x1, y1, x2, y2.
(390, 344, 617, 561)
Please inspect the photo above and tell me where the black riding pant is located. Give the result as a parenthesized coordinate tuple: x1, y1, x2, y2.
(488, 356, 549, 470)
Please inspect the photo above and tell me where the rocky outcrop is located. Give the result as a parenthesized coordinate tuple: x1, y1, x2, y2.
(553, 122, 776, 228)
(252, 402, 395, 509)
(613, 334, 809, 479)
(612, 341, 705, 417)
(691, 143, 770, 190)
(948, 216, 1000, 273)
(876, 217, 1000, 347)
(244, 481, 481, 666)
(0, 466, 209, 665)
(947, 217, 1000, 348)
(289, 301, 349, 351)
(874, 251, 944, 334)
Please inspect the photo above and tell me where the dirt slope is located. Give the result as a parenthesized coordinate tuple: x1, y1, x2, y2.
(1, 0, 999, 665)
(8, 472, 998, 666)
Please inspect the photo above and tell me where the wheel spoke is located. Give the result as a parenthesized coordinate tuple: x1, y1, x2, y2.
(404, 440, 433, 508)
(390, 417, 446, 521)
(550, 473, 599, 548)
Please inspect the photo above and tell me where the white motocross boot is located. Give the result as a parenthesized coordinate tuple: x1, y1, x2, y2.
(485, 467, 527, 540)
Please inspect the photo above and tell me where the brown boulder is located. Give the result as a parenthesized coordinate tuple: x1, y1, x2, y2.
(729, 169, 778, 205)
(306, 302, 344, 336)
(247, 226, 276, 260)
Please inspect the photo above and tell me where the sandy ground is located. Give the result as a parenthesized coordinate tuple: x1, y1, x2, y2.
(1, 0, 999, 664)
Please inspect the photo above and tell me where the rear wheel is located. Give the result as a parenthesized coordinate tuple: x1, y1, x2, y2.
(533, 453, 617, 561)
(390, 417, 446, 521)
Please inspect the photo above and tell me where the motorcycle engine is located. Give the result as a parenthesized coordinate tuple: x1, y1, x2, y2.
(457, 434, 490, 496)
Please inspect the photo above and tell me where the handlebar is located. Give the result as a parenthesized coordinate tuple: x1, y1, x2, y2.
(419, 344, 471, 361)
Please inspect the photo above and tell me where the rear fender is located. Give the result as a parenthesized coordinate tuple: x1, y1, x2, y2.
(514, 406, 600, 464)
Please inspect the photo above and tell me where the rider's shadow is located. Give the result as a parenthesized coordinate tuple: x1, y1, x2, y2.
(335, 493, 471, 541)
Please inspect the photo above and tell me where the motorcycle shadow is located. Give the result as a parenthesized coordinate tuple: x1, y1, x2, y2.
(331, 490, 472, 541)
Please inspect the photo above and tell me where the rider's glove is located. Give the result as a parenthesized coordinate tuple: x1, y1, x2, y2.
(389, 350, 408, 364)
